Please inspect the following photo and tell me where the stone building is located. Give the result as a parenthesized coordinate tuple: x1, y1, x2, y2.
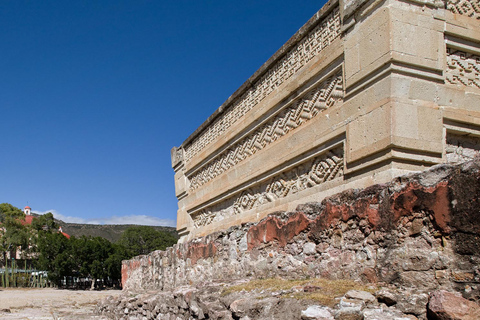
(172, 0, 480, 242)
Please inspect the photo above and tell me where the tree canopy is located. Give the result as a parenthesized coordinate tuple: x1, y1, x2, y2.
(31, 212, 57, 232)
(117, 225, 178, 257)
(0, 203, 178, 287)
(0, 203, 29, 260)
(34, 226, 177, 285)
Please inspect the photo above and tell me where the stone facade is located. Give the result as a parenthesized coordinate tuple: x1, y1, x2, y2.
(125, 159, 480, 296)
(118, 159, 480, 320)
(172, 0, 480, 241)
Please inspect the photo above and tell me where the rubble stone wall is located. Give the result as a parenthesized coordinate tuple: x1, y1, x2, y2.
(123, 159, 480, 305)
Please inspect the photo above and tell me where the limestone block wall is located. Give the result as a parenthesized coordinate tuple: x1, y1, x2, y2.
(124, 159, 480, 304)
(172, 0, 480, 241)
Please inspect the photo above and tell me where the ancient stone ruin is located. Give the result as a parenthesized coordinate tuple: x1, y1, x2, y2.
(171, 0, 480, 242)
(101, 0, 480, 319)
(102, 156, 480, 319)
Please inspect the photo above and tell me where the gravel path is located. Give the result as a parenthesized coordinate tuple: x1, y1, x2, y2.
(0, 288, 122, 319)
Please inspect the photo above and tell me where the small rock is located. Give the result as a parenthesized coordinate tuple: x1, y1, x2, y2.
(409, 218, 423, 236)
(376, 289, 397, 306)
(303, 242, 317, 255)
(301, 305, 334, 320)
(304, 285, 322, 293)
(230, 299, 249, 317)
(428, 290, 480, 320)
(211, 310, 233, 319)
(189, 300, 204, 319)
(345, 290, 376, 303)
(396, 293, 428, 317)
(452, 270, 475, 282)
(363, 307, 416, 320)
(339, 298, 364, 311)
(334, 308, 363, 320)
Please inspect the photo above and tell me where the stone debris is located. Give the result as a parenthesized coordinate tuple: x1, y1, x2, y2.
(344, 290, 376, 303)
(97, 285, 480, 319)
(123, 159, 480, 301)
(376, 289, 398, 306)
(107, 158, 480, 319)
(301, 305, 334, 320)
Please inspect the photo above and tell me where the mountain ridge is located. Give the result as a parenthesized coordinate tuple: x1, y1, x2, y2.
(30, 213, 177, 243)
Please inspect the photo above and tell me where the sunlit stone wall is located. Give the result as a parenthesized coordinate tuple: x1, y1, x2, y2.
(172, 0, 480, 242)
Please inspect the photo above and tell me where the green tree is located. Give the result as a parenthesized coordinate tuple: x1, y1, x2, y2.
(117, 226, 177, 257)
(33, 223, 177, 288)
(105, 243, 130, 280)
(35, 232, 126, 286)
(0, 203, 29, 262)
(31, 212, 58, 232)
(69, 236, 114, 279)
(34, 231, 72, 283)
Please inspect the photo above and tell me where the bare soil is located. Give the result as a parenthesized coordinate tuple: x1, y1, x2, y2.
(0, 288, 122, 319)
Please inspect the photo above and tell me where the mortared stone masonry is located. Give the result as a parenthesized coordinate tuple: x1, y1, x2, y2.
(123, 158, 480, 305)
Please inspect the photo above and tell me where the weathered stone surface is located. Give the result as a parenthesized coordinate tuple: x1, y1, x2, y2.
(122, 159, 480, 313)
(427, 290, 480, 320)
(247, 212, 312, 249)
(97, 283, 425, 320)
(172, 0, 480, 242)
(344, 290, 376, 303)
(362, 307, 417, 320)
(334, 309, 363, 320)
(301, 305, 334, 320)
(396, 292, 428, 317)
(111, 162, 480, 320)
(376, 289, 397, 306)
(109, 0, 480, 318)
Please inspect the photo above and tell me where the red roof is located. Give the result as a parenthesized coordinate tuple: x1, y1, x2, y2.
(21, 215, 34, 226)
(1, 214, 72, 239)
(24, 206, 31, 209)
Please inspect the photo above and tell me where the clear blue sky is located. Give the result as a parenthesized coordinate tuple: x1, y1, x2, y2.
(1, 0, 327, 227)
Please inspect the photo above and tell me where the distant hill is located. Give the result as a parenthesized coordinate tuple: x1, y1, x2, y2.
(61, 223, 178, 243)
(30, 213, 178, 243)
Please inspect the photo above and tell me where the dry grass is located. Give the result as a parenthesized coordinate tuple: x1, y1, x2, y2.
(223, 278, 375, 307)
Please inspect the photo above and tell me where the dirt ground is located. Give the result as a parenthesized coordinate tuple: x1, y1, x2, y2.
(0, 288, 122, 319)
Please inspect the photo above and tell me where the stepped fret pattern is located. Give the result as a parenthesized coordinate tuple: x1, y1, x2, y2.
(446, 48, 480, 89)
(184, 8, 341, 163)
(446, 0, 480, 19)
(188, 72, 343, 191)
(192, 147, 344, 228)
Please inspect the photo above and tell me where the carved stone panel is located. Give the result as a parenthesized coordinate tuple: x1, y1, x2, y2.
(171, 147, 184, 170)
(191, 146, 344, 229)
(188, 71, 343, 191)
(184, 8, 341, 163)
(446, 47, 480, 89)
(446, 0, 480, 20)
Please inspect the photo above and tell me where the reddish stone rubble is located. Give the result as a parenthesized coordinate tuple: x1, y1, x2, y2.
(122, 159, 480, 312)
